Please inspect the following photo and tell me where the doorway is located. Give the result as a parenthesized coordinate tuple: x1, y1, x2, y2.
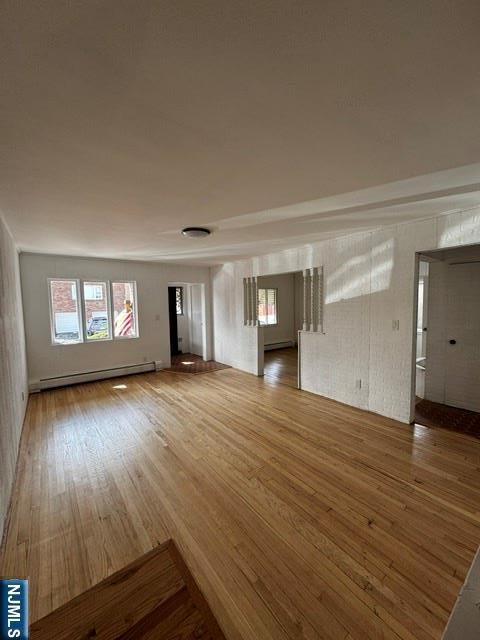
(257, 271, 303, 388)
(168, 282, 208, 362)
(412, 244, 480, 436)
(168, 286, 180, 356)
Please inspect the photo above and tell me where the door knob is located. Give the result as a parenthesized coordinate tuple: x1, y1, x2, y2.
(449, 339, 456, 345)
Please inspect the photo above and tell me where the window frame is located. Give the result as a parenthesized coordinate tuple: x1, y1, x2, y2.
(111, 280, 139, 340)
(48, 278, 140, 345)
(82, 280, 113, 343)
(48, 278, 84, 346)
(257, 287, 278, 326)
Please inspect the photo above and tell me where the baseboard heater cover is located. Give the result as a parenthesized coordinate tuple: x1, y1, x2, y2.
(264, 340, 296, 351)
(30, 362, 158, 391)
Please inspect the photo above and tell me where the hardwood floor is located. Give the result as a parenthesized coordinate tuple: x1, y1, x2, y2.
(2, 367, 480, 639)
(30, 540, 224, 639)
(263, 347, 298, 388)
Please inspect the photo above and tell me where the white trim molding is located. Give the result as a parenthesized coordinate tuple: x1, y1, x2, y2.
(243, 276, 259, 326)
(301, 266, 324, 333)
(30, 361, 155, 392)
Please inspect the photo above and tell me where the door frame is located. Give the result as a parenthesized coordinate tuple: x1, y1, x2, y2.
(167, 281, 212, 362)
(189, 283, 208, 360)
(167, 286, 180, 356)
(410, 253, 432, 422)
(254, 270, 302, 389)
(409, 243, 480, 422)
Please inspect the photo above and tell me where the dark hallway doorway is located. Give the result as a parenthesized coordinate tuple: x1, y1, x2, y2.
(168, 286, 179, 356)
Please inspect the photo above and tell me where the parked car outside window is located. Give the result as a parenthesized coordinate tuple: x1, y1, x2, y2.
(87, 316, 108, 339)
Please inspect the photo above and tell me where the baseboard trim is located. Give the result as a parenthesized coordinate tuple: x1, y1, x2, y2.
(30, 362, 157, 391)
(264, 340, 296, 351)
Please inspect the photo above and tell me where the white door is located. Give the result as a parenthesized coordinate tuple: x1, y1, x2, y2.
(190, 284, 204, 358)
(444, 263, 480, 412)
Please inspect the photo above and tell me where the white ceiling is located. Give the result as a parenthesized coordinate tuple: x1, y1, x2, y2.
(1, 1, 480, 264)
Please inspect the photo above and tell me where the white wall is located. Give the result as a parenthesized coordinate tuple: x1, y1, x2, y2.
(0, 216, 28, 541)
(257, 272, 295, 346)
(20, 253, 211, 386)
(212, 206, 480, 423)
(212, 261, 263, 375)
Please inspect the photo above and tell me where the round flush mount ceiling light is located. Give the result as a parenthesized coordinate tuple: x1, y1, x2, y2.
(181, 227, 211, 238)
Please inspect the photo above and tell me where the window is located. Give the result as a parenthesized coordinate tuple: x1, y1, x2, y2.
(85, 284, 104, 300)
(83, 281, 111, 341)
(258, 288, 277, 326)
(175, 287, 184, 315)
(112, 281, 138, 338)
(49, 279, 139, 344)
(49, 279, 83, 344)
(71, 284, 103, 301)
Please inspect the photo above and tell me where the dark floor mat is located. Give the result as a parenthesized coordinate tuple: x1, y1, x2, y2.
(165, 353, 230, 375)
(416, 398, 480, 438)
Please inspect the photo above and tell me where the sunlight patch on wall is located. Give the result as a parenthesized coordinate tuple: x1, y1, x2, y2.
(438, 210, 480, 249)
(325, 239, 394, 304)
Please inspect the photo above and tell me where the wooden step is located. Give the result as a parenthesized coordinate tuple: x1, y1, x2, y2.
(30, 540, 225, 640)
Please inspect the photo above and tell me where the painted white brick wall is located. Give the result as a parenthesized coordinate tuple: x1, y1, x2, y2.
(302, 232, 372, 409)
(0, 216, 28, 540)
(368, 220, 436, 419)
(212, 206, 480, 423)
(212, 261, 261, 375)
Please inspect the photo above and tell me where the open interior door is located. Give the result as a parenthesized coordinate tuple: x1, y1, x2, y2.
(190, 284, 204, 358)
(444, 263, 480, 412)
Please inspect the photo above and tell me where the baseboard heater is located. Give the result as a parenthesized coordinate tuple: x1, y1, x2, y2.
(264, 340, 296, 352)
(30, 362, 159, 392)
